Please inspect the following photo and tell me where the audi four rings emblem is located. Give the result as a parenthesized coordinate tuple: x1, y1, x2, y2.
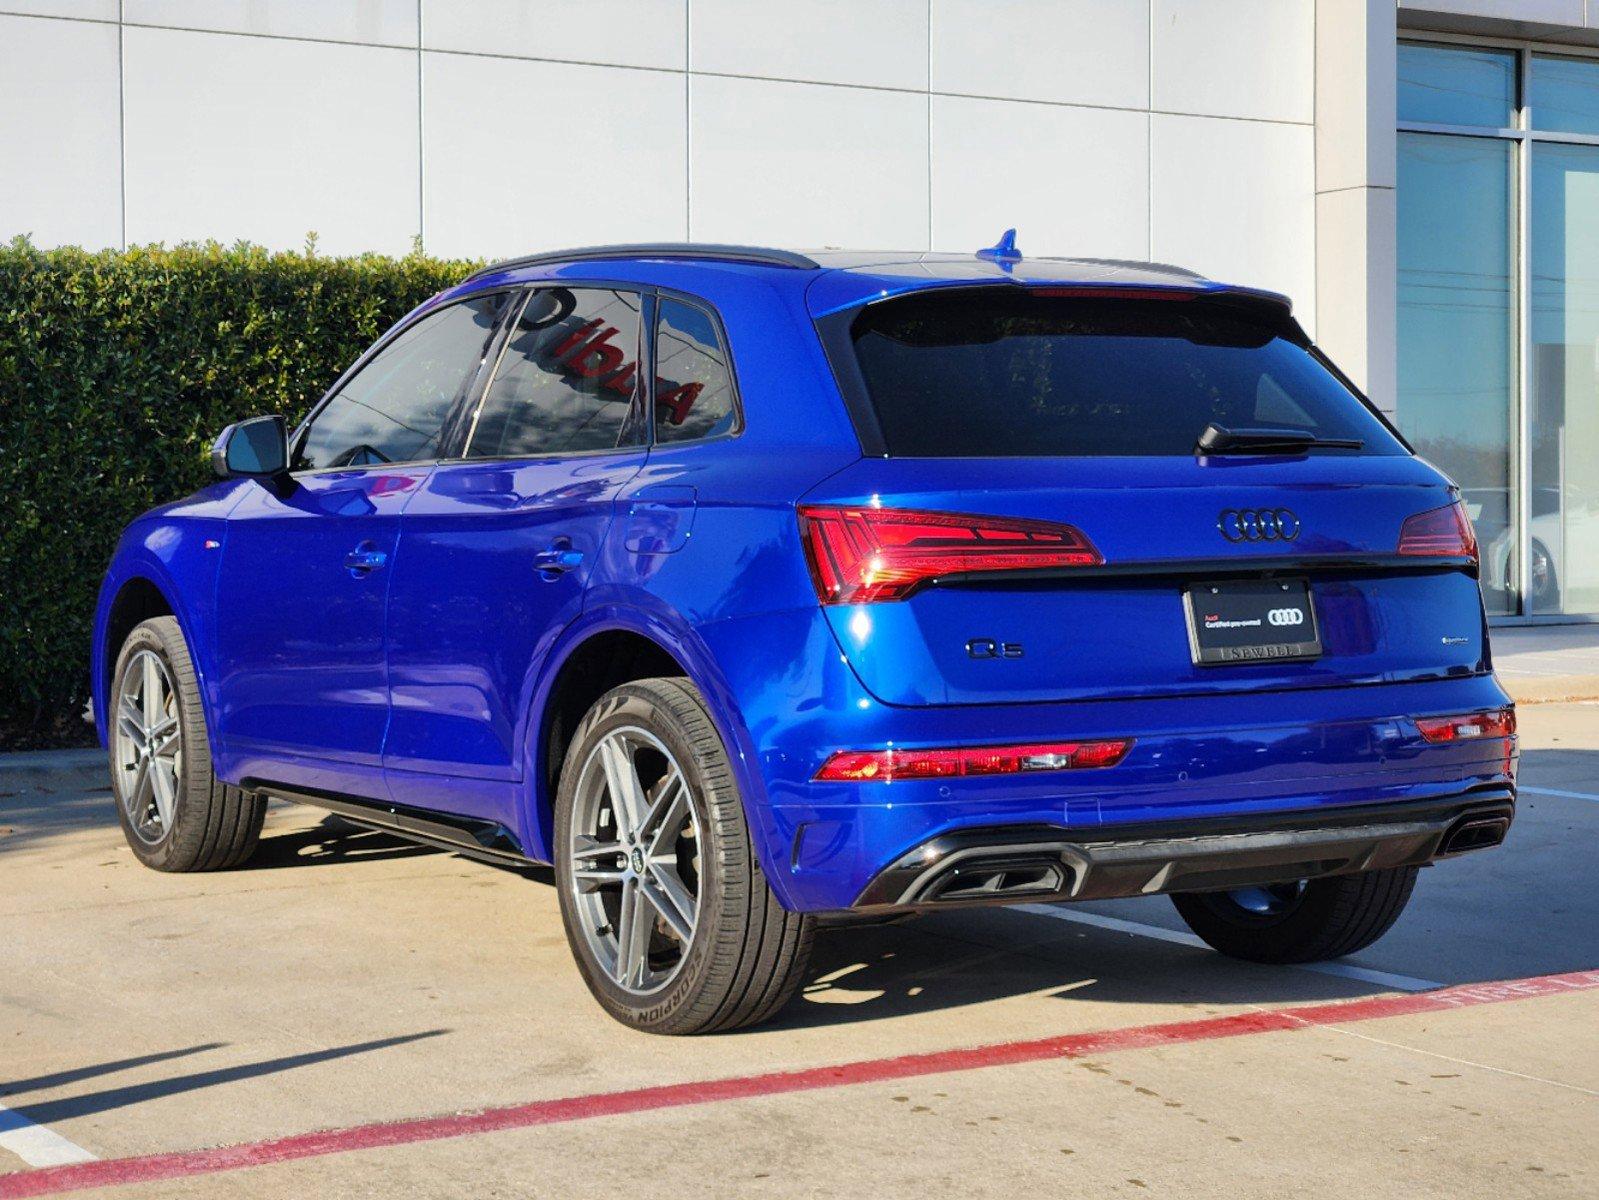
(1267, 607, 1305, 626)
(1218, 508, 1301, 542)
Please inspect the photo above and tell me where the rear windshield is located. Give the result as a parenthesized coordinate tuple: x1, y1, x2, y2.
(844, 290, 1406, 457)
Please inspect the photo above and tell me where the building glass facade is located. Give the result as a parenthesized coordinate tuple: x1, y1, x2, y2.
(1400, 39, 1599, 619)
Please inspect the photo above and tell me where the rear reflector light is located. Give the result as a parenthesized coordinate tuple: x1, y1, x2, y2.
(814, 739, 1133, 782)
(1415, 708, 1515, 743)
(798, 506, 1101, 604)
(1030, 286, 1199, 301)
(1398, 500, 1478, 563)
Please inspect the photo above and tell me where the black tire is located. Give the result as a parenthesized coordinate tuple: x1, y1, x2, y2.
(1529, 538, 1558, 609)
(554, 677, 814, 1035)
(1169, 867, 1419, 963)
(108, 616, 266, 872)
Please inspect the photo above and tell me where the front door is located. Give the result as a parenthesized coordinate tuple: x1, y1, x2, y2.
(213, 291, 511, 795)
(383, 286, 650, 824)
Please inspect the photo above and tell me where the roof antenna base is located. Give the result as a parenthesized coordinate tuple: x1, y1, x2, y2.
(976, 228, 1023, 266)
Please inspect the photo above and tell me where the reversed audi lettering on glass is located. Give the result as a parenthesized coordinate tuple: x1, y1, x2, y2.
(465, 287, 645, 458)
(1218, 508, 1301, 543)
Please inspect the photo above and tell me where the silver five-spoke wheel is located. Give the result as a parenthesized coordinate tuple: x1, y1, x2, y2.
(113, 648, 183, 843)
(567, 726, 701, 996)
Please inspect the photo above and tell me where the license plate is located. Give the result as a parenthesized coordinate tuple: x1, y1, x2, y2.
(1183, 579, 1322, 666)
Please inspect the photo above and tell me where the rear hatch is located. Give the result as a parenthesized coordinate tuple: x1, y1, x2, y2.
(802, 284, 1486, 707)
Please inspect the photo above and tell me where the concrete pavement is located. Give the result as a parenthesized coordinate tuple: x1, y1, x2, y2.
(0, 706, 1595, 1198)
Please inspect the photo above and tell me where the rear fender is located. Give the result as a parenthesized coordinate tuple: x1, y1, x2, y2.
(518, 599, 790, 900)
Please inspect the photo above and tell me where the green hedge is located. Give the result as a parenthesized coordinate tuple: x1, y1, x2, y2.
(0, 237, 479, 749)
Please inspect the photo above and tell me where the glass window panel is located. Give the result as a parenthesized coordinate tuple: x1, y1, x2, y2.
(653, 298, 739, 444)
(295, 293, 506, 471)
(465, 287, 644, 459)
(1398, 42, 1516, 128)
(1396, 132, 1518, 615)
(1530, 143, 1599, 615)
(1530, 54, 1599, 136)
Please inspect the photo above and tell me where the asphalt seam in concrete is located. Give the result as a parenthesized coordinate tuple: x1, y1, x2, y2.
(1323, 1023, 1599, 1098)
(2, 969, 1594, 1200)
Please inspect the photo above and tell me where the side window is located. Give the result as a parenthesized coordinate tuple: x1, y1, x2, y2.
(294, 293, 507, 471)
(464, 287, 644, 459)
(654, 298, 738, 444)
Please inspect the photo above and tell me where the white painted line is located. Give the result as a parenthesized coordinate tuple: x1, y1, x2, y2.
(1017, 904, 1442, 993)
(0, 1102, 96, 1167)
(1520, 785, 1599, 804)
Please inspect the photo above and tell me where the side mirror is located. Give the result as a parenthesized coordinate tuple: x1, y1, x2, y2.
(211, 415, 288, 480)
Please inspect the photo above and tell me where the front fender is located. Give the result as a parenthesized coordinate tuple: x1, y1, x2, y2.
(92, 520, 227, 751)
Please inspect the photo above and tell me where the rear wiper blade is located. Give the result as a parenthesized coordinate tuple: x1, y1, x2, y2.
(1195, 423, 1363, 455)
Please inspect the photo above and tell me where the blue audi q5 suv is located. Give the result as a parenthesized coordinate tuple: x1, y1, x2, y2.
(93, 236, 1517, 1033)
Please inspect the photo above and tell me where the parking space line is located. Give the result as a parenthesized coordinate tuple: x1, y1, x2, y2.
(0, 1106, 95, 1170)
(1519, 785, 1599, 804)
(2, 969, 1594, 1200)
(1016, 905, 1443, 992)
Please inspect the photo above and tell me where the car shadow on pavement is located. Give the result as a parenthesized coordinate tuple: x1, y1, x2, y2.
(765, 912, 1364, 1032)
(246, 813, 559, 885)
(0, 1031, 447, 1126)
(243, 812, 439, 870)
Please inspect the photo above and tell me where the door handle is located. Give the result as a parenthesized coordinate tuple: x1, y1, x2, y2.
(533, 538, 584, 581)
(344, 543, 389, 577)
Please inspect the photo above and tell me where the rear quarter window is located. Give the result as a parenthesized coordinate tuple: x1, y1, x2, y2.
(653, 297, 739, 444)
(843, 289, 1406, 458)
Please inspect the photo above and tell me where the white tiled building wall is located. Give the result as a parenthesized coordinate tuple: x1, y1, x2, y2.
(0, 0, 1318, 331)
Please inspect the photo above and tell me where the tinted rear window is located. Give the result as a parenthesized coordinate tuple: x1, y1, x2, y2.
(845, 290, 1406, 457)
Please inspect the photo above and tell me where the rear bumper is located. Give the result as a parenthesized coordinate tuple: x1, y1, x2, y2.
(850, 789, 1514, 912)
(697, 608, 1517, 913)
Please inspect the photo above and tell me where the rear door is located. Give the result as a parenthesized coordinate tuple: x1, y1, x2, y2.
(215, 292, 510, 790)
(382, 285, 649, 821)
(803, 286, 1485, 707)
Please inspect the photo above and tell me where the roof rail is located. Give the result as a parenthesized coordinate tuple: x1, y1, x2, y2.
(464, 242, 821, 282)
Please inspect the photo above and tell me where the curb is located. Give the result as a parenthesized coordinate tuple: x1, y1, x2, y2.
(0, 749, 106, 793)
(1500, 675, 1599, 706)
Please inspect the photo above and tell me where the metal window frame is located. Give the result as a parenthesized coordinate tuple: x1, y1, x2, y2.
(1399, 33, 1599, 623)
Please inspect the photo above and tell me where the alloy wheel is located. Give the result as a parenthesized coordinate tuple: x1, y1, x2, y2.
(567, 726, 701, 996)
(113, 649, 183, 844)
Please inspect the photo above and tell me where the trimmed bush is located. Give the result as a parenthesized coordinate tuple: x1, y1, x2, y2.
(0, 237, 479, 749)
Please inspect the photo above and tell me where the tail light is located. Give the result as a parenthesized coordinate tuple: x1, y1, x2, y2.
(1398, 500, 1478, 563)
(1415, 708, 1515, 743)
(815, 738, 1133, 782)
(798, 506, 1101, 604)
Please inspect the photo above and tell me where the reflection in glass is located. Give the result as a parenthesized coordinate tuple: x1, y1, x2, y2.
(1398, 42, 1516, 128)
(1531, 143, 1599, 614)
(295, 294, 506, 471)
(1530, 55, 1599, 136)
(466, 288, 643, 459)
(1397, 132, 1518, 614)
(654, 298, 738, 444)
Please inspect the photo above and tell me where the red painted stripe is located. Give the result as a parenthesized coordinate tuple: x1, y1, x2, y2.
(4, 968, 1595, 1198)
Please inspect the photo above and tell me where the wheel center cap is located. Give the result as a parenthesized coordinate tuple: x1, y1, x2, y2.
(629, 848, 645, 873)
